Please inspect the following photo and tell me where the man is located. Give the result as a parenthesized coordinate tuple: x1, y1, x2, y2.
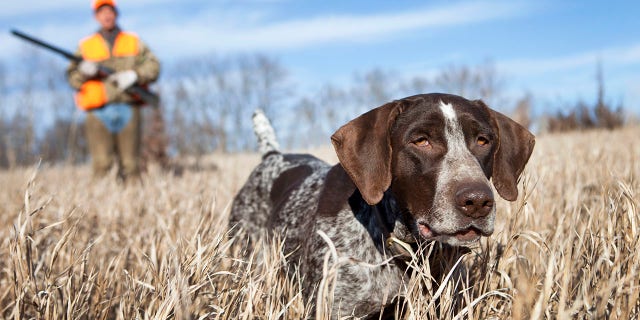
(66, 0, 160, 180)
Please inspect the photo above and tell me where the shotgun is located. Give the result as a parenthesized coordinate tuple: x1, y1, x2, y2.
(11, 29, 159, 107)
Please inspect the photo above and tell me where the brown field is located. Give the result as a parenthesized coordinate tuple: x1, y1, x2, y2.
(1, 127, 639, 319)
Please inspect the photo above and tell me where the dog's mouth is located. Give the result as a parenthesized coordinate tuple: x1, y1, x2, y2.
(417, 223, 487, 246)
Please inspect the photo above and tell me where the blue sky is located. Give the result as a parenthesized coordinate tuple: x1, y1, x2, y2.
(2, 0, 639, 115)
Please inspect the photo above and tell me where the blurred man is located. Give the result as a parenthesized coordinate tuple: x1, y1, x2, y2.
(66, 0, 160, 180)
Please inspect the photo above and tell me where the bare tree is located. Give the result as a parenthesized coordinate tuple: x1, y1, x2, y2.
(229, 54, 289, 151)
(290, 85, 344, 149)
(434, 61, 505, 107)
(435, 64, 473, 97)
(255, 55, 289, 119)
(512, 93, 532, 129)
(41, 58, 83, 164)
(546, 60, 624, 133)
(292, 97, 319, 147)
(351, 68, 395, 113)
(0, 60, 9, 168)
(162, 53, 290, 157)
(400, 76, 431, 97)
(594, 59, 623, 129)
(474, 61, 504, 106)
(317, 84, 349, 132)
(164, 56, 226, 160)
(14, 48, 40, 166)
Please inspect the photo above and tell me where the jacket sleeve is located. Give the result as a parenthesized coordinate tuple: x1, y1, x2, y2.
(65, 48, 86, 90)
(133, 41, 160, 85)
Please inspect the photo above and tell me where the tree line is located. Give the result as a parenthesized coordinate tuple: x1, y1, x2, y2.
(543, 61, 625, 132)
(0, 50, 627, 169)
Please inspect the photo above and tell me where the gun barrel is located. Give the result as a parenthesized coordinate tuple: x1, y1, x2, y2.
(11, 29, 81, 62)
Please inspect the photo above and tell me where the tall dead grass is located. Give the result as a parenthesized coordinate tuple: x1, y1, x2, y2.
(1, 127, 639, 319)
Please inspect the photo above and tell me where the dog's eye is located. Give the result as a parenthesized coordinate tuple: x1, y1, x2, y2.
(477, 136, 490, 146)
(413, 137, 430, 147)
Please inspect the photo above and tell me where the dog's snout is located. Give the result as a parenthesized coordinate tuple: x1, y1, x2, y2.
(455, 183, 494, 218)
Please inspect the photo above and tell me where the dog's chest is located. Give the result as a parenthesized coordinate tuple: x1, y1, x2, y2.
(309, 207, 406, 316)
(267, 159, 407, 316)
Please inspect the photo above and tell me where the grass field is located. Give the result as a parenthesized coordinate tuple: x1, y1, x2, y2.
(1, 126, 639, 319)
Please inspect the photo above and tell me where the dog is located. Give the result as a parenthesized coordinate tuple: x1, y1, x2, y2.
(229, 93, 535, 318)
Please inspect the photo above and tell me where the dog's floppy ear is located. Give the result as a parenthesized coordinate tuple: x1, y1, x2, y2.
(331, 101, 405, 205)
(476, 100, 535, 201)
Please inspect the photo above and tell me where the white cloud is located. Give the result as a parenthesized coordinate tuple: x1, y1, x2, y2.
(135, 1, 532, 56)
(1, 1, 80, 17)
(0, 0, 174, 18)
(3, 1, 531, 61)
(498, 43, 640, 76)
(492, 44, 640, 112)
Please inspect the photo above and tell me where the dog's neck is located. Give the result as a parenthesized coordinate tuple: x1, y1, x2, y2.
(318, 164, 417, 259)
(349, 189, 416, 258)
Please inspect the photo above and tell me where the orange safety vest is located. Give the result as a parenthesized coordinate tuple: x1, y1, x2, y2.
(75, 32, 140, 110)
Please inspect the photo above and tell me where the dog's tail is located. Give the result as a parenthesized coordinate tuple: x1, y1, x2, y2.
(252, 109, 280, 155)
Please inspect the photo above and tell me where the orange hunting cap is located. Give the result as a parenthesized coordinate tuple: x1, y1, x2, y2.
(92, 0, 117, 11)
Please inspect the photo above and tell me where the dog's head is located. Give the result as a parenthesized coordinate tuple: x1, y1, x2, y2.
(331, 93, 535, 246)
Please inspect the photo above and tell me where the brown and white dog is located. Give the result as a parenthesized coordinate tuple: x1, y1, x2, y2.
(229, 93, 535, 318)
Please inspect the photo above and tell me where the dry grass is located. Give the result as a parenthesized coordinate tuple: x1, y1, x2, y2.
(1, 127, 639, 319)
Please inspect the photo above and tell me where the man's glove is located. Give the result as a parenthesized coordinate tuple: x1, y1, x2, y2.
(107, 70, 138, 91)
(78, 60, 99, 77)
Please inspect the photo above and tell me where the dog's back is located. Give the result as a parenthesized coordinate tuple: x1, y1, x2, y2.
(229, 110, 406, 318)
(229, 110, 331, 252)
(229, 152, 330, 243)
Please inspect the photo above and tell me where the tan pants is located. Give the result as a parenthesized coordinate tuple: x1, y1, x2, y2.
(85, 107, 141, 180)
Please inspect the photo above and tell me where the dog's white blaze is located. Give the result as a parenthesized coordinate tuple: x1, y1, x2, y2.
(431, 101, 493, 235)
(440, 102, 457, 121)
(439, 102, 467, 155)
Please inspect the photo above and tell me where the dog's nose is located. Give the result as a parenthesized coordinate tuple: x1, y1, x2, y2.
(455, 183, 494, 218)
